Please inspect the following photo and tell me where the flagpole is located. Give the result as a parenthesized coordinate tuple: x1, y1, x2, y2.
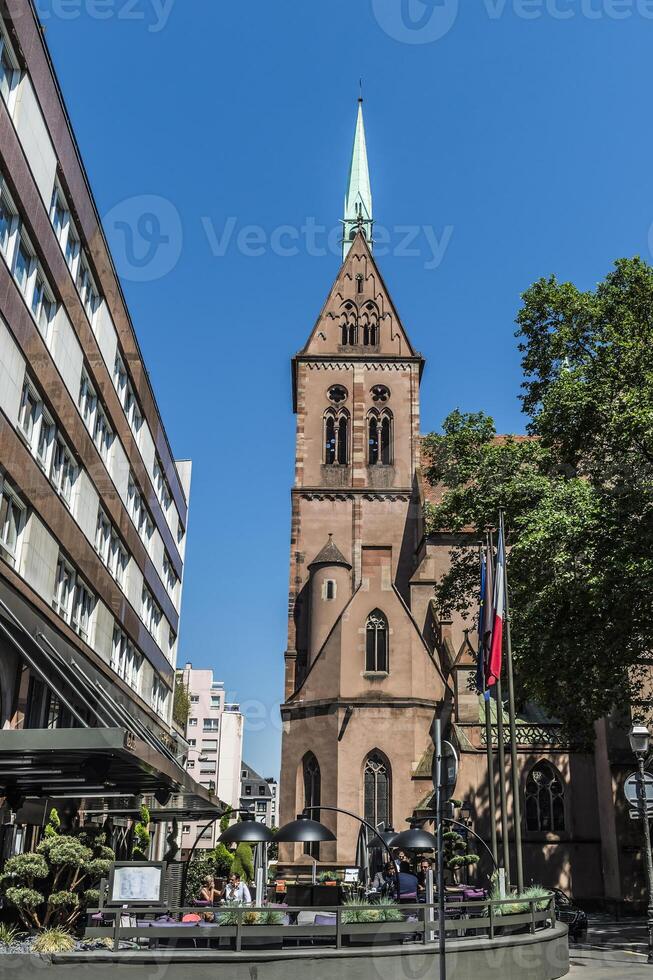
(490, 528, 511, 885)
(500, 508, 524, 892)
(480, 543, 499, 868)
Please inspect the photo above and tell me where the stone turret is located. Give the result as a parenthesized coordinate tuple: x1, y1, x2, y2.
(307, 535, 351, 665)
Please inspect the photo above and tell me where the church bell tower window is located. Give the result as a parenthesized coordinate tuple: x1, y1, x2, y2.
(324, 409, 349, 465)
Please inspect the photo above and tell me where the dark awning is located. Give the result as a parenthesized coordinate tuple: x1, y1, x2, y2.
(0, 727, 223, 820)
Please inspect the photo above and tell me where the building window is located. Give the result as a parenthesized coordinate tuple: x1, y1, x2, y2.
(64, 221, 80, 279)
(113, 354, 143, 441)
(128, 474, 154, 553)
(340, 301, 358, 345)
(188, 738, 196, 746)
(245, 785, 252, 796)
(210, 695, 221, 708)
(364, 752, 391, 829)
(111, 627, 141, 692)
(203, 718, 219, 732)
(31, 272, 56, 342)
(52, 555, 75, 623)
(327, 385, 348, 405)
(51, 437, 76, 506)
(76, 255, 100, 324)
(93, 405, 113, 463)
(96, 508, 128, 588)
(182, 825, 191, 834)
(324, 410, 349, 465)
(0, 182, 18, 261)
(50, 181, 81, 281)
(365, 610, 388, 673)
(368, 411, 392, 465)
(325, 580, 336, 601)
(525, 762, 565, 833)
(0, 478, 25, 566)
(154, 459, 172, 513)
(163, 551, 178, 599)
(0, 19, 19, 111)
(188, 718, 198, 727)
(302, 752, 321, 859)
(141, 585, 161, 641)
(71, 578, 94, 643)
(371, 385, 390, 404)
(17, 379, 41, 445)
(151, 675, 168, 716)
(78, 370, 97, 434)
(190, 695, 199, 704)
(361, 301, 379, 346)
(95, 508, 112, 564)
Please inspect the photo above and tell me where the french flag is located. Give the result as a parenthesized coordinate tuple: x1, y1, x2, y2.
(486, 523, 505, 688)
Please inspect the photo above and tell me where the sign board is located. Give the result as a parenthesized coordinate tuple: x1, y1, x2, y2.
(107, 862, 165, 907)
(624, 772, 653, 807)
(629, 809, 653, 820)
(433, 740, 459, 800)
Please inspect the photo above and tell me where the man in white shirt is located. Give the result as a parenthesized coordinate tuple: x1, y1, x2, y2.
(224, 872, 252, 904)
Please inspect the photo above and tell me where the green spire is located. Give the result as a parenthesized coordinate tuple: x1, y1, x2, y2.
(342, 97, 373, 260)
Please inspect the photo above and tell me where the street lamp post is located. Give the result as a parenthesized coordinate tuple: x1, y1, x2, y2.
(629, 723, 653, 964)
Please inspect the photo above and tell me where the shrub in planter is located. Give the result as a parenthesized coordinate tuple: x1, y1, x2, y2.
(32, 927, 76, 953)
(0, 808, 115, 931)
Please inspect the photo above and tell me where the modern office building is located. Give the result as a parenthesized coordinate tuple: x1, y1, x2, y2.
(240, 764, 277, 828)
(0, 0, 218, 856)
(178, 663, 244, 854)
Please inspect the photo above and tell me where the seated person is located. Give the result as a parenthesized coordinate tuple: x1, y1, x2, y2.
(200, 874, 224, 905)
(395, 861, 419, 902)
(371, 862, 396, 896)
(417, 858, 433, 895)
(224, 872, 252, 904)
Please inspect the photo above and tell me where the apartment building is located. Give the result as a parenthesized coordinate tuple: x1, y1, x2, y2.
(0, 1, 216, 854)
(240, 765, 278, 828)
(178, 663, 244, 854)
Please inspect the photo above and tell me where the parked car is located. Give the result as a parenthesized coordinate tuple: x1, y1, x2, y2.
(553, 888, 588, 941)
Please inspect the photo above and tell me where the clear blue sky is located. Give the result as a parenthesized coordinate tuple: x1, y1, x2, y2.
(40, 0, 653, 780)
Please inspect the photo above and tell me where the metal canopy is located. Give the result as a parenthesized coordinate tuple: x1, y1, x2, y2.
(0, 728, 222, 818)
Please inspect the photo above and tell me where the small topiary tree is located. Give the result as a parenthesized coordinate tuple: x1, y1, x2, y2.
(131, 804, 151, 860)
(0, 808, 114, 930)
(231, 842, 254, 884)
(210, 843, 234, 879)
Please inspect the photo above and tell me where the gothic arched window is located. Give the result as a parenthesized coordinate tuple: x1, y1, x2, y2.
(340, 301, 358, 345)
(525, 761, 565, 833)
(337, 414, 349, 464)
(364, 751, 391, 829)
(380, 412, 392, 464)
(366, 610, 388, 673)
(324, 412, 336, 464)
(361, 302, 379, 346)
(368, 413, 379, 465)
(303, 752, 321, 858)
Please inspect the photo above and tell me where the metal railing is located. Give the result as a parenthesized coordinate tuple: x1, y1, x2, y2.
(85, 891, 556, 953)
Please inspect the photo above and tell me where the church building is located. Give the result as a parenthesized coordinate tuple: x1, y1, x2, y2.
(279, 100, 640, 907)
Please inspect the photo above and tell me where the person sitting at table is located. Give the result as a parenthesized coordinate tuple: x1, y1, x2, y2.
(394, 861, 419, 903)
(200, 874, 224, 905)
(224, 872, 252, 904)
(417, 858, 433, 897)
(371, 862, 395, 896)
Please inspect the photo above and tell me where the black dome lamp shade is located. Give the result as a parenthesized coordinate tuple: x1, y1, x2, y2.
(275, 813, 336, 843)
(367, 826, 397, 849)
(391, 828, 438, 852)
(218, 812, 275, 845)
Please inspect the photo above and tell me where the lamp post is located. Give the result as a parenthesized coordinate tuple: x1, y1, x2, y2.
(276, 807, 401, 898)
(180, 810, 274, 906)
(629, 723, 653, 964)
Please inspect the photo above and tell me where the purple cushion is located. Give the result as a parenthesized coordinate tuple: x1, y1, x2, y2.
(191, 900, 212, 907)
(463, 889, 486, 901)
(314, 915, 336, 925)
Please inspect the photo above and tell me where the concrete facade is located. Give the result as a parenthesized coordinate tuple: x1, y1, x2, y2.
(178, 663, 244, 853)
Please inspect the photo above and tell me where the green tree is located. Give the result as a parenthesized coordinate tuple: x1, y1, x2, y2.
(173, 677, 191, 729)
(423, 257, 653, 743)
(0, 808, 114, 930)
(131, 804, 151, 861)
(231, 842, 254, 883)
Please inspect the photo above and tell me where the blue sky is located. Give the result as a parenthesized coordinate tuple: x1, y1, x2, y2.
(40, 0, 653, 779)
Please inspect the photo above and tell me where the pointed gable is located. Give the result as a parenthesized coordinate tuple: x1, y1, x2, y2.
(300, 230, 418, 360)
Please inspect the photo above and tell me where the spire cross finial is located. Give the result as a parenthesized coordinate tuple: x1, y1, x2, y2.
(359, 77, 363, 103)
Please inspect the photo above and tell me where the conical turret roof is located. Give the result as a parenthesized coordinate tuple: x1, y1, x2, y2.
(308, 534, 351, 570)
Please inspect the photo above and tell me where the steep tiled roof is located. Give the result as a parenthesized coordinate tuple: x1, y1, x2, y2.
(308, 534, 352, 569)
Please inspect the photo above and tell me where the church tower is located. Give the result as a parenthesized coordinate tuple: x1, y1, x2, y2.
(279, 100, 448, 865)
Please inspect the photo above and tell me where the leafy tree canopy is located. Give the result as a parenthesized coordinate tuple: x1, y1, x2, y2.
(423, 257, 653, 743)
